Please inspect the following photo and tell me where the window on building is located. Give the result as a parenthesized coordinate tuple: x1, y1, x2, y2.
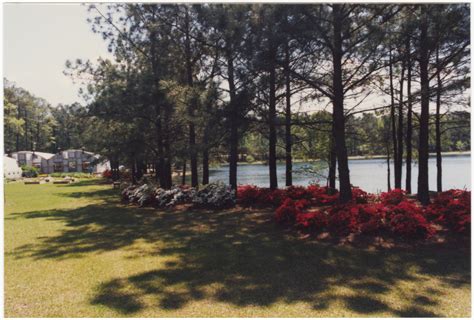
(54, 163, 63, 172)
(69, 161, 77, 172)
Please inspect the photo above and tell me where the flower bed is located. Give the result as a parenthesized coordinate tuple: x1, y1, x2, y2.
(121, 181, 470, 243)
(268, 186, 469, 241)
(237, 185, 469, 241)
(427, 189, 471, 235)
(236, 184, 337, 208)
(121, 181, 235, 209)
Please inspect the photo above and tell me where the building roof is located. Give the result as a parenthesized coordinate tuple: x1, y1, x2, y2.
(63, 149, 95, 156)
(4, 156, 18, 165)
(12, 151, 55, 160)
(33, 152, 55, 160)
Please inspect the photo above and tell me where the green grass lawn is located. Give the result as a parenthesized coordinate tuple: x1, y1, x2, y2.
(4, 179, 471, 317)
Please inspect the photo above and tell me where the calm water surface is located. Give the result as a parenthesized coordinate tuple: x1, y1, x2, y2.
(209, 155, 471, 193)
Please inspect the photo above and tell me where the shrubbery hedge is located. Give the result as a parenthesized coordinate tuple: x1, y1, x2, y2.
(121, 181, 470, 242)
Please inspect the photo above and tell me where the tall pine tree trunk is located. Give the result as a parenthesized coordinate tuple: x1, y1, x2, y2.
(163, 137, 172, 189)
(284, 41, 293, 187)
(202, 150, 209, 185)
(328, 120, 337, 191)
(418, 8, 430, 205)
(150, 30, 166, 188)
(227, 49, 238, 190)
(268, 54, 278, 190)
(386, 140, 391, 191)
(405, 38, 413, 194)
(181, 160, 186, 185)
(435, 44, 443, 192)
(332, 4, 352, 203)
(184, 8, 198, 187)
(396, 56, 405, 189)
(202, 100, 211, 185)
(389, 49, 399, 188)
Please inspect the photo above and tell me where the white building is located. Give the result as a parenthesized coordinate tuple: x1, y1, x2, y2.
(9, 149, 110, 174)
(4, 156, 22, 179)
(49, 149, 110, 174)
(9, 151, 55, 172)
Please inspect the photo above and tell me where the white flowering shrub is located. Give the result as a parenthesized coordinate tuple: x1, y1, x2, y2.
(192, 182, 236, 209)
(121, 182, 235, 209)
(155, 186, 196, 207)
(121, 184, 137, 202)
(134, 184, 156, 207)
(121, 183, 156, 207)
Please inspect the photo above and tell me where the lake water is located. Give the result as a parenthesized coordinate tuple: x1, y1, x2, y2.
(209, 155, 471, 193)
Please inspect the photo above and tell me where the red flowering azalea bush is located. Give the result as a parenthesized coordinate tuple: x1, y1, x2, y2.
(260, 188, 287, 207)
(352, 187, 370, 204)
(238, 184, 341, 208)
(237, 186, 286, 208)
(270, 184, 471, 242)
(380, 188, 407, 205)
(102, 169, 113, 179)
(275, 198, 312, 226)
(285, 186, 313, 200)
(428, 189, 471, 235)
(295, 210, 328, 232)
(295, 199, 311, 211)
(326, 203, 387, 237)
(307, 185, 339, 206)
(326, 205, 360, 236)
(275, 198, 300, 224)
(388, 201, 435, 239)
(236, 185, 261, 207)
(357, 203, 387, 235)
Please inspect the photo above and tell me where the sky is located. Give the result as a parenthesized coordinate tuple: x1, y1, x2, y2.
(4, 3, 112, 106)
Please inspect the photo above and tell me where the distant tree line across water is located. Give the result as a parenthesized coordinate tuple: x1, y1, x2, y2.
(4, 3, 470, 204)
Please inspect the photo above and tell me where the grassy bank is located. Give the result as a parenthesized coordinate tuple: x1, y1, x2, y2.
(4, 179, 471, 317)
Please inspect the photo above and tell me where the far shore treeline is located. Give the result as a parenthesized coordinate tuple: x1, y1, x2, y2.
(3, 4, 470, 204)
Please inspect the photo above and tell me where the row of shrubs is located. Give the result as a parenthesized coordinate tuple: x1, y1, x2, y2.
(21, 168, 95, 179)
(21, 165, 39, 178)
(262, 187, 469, 240)
(120, 181, 470, 241)
(121, 182, 236, 209)
(49, 172, 95, 178)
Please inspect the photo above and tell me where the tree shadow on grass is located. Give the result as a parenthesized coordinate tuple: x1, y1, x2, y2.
(9, 187, 471, 317)
(55, 188, 118, 200)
